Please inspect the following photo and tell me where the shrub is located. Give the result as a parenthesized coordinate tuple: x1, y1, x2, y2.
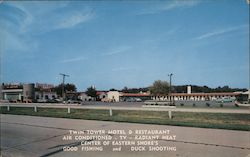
(206, 103, 210, 107)
(180, 103, 184, 106)
(220, 104, 223, 108)
(193, 103, 196, 107)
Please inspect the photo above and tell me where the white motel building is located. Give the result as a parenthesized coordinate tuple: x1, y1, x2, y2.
(120, 86, 244, 102)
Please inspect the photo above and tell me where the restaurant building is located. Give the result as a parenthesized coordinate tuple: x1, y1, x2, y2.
(0, 83, 35, 102)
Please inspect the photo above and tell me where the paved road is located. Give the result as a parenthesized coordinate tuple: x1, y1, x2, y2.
(1, 114, 250, 157)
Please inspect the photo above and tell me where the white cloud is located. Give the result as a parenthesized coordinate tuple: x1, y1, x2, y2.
(1, 30, 25, 51)
(60, 57, 87, 63)
(102, 46, 131, 56)
(1, 1, 94, 56)
(1, 28, 38, 53)
(111, 67, 134, 72)
(0, 3, 39, 53)
(162, 0, 200, 11)
(196, 25, 249, 40)
(56, 12, 93, 29)
(0, 3, 32, 34)
(5, 2, 94, 33)
(138, 0, 201, 15)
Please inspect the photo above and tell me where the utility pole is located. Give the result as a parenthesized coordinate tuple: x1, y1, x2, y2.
(59, 73, 69, 100)
(168, 73, 173, 104)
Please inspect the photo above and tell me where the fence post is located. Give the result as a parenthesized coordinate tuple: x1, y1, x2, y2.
(168, 110, 172, 119)
(109, 108, 113, 116)
(68, 107, 71, 114)
(7, 105, 10, 111)
(34, 106, 37, 112)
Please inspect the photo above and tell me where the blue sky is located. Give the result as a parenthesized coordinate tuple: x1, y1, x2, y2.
(0, 0, 249, 91)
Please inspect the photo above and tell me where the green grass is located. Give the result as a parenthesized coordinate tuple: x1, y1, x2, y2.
(1, 106, 250, 131)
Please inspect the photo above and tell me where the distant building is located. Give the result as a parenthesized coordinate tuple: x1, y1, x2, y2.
(118, 86, 242, 102)
(236, 90, 250, 103)
(35, 91, 57, 101)
(187, 85, 192, 94)
(96, 91, 107, 100)
(107, 91, 120, 102)
(35, 83, 57, 102)
(35, 83, 54, 90)
(78, 92, 94, 101)
(120, 93, 151, 101)
(152, 93, 240, 101)
(0, 83, 35, 102)
(0, 82, 59, 103)
(152, 86, 241, 101)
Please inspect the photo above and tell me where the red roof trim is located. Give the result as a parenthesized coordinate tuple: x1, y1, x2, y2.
(156, 93, 240, 96)
(121, 93, 150, 97)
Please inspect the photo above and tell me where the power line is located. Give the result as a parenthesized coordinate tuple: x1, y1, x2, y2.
(59, 73, 69, 100)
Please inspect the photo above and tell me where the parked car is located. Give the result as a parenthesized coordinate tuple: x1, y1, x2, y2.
(0, 100, 9, 103)
(46, 99, 59, 103)
(134, 98, 142, 102)
(37, 99, 47, 103)
(101, 98, 112, 102)
(216, 97, 236, 103)
(23, 99, 32, 103)
(126, 98, 142, 102)
(126, 98, 135, 102)
(67, 99, 81, 104)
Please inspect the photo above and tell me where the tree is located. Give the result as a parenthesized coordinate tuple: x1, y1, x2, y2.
(121, 86, 149, 93)
(109, 88, 118, 91)
(53, 83, 77, 97)
(149, 80, 170, 95)
(86, 86, 97, 98)
(122, 86, 128, 92)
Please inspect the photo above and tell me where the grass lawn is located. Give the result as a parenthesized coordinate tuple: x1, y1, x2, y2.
(0, 106, 249, 131)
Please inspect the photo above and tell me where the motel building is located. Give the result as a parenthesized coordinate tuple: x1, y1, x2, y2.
(151, 92, 239, 101)
(119, 92, 240, 102)
(120, 86, 242, 102)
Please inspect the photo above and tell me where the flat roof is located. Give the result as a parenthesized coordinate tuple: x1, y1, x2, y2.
(121, 92, 241, 97)
(2, 89, 23, 93)
(171, 93, 240, 96)
(121, 93, 150, 97)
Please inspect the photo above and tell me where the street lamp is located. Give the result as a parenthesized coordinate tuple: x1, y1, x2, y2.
(168, 73, 173, 104)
